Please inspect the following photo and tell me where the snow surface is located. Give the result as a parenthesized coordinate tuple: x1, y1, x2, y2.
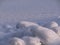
(43, 21, 59, 28)
(43, 21, 60, 36)
(22, 36, 41, 45)
(9, 37, 25, 45)
(0, 20, 60, 45)
(31, 25, 60, 45)
(0, 0, 60, 45)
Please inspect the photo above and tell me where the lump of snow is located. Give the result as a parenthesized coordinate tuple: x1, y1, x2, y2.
(50, 26, 60, 36)
(9, 37, 25, 45)
(50, 21, 58, 28)
(31, 26, 60, 45)
(16, 21, 39, 29)
(43, 21, 58, 28)
(52, 16, 60, 25)
(15, 21, 40, 37)
(22, 36, 41, 45)
(43, 21, 60, 36)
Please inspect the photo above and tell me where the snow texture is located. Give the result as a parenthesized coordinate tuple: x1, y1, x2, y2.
(9, 37, 25, 45)
(22, 36, 41, 45)
(0, 20, 60, 45)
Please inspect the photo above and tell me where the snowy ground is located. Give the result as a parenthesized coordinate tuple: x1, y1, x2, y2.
(0, 18, 60, 45)
(0, 0, 60, 45)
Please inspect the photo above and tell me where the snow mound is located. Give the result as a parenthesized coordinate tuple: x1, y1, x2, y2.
(50, 26, 60, 36)
(16, 21, 39, 29)
(50, 21, 58, 28)
(22, 36, 41, 45)
(43, 21, 60, 36)
(43, 21, 58, 28)
(9, 37, 25, 45)
(31, 25, 60, 45)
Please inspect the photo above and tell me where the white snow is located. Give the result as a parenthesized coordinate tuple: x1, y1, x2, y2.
(43, 21, 59, 28)
(22, 36, 41, 45)
(9, 37, 25, 45)
(0, 0, 59, 45)
(49, 21, 58, 28)
(50, 26, 60, 36)
(31, 25, 60, 45)
(16, 21, 39, 29)
(43, 21, 60, 36)
(0, 19, 60, 45)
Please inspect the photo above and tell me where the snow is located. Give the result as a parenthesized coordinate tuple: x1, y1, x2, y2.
(0, 20, 60, 45)
(43, 21, 60, 36)
(9, 37, 25, 45)
(47, 21, 58, 28)
(0, 0, 60, 45)
(0, 21, 60, 45)
(43, 21, 58, 28)
(50, 26, 60, 36)
(30, 25, 60, 45)
(16, 21, 39, 29)
(22, 36, 41, 45)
